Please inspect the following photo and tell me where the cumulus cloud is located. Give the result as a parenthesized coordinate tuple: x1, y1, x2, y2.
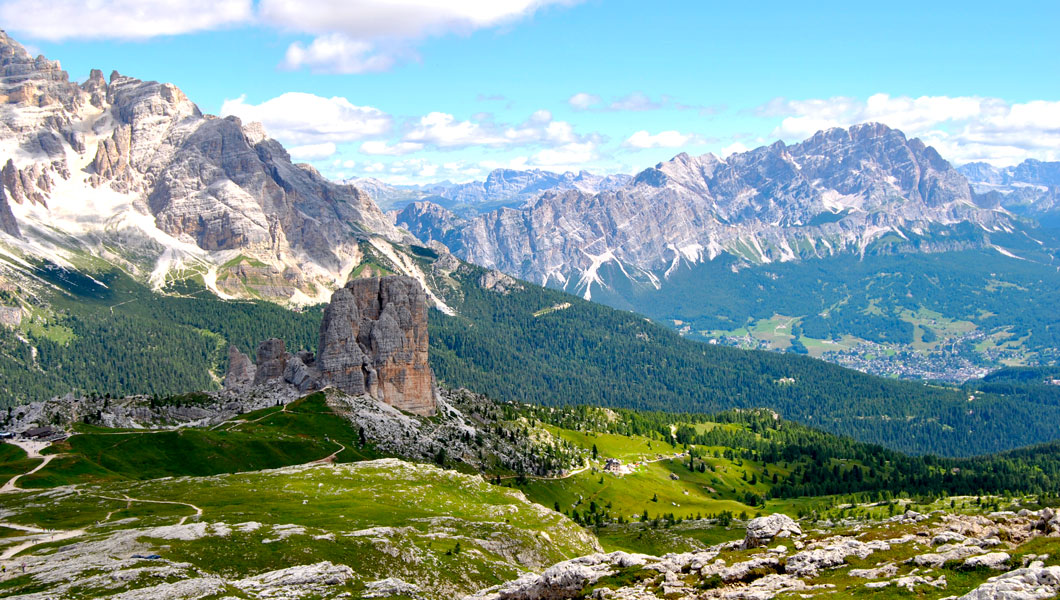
(720, 142, 749, 157)
(261, 0, 580, 73)
(568, 92, 602, 110)
(281, 34, 402, 74)
(0, 0, 252, 40)
(220, 92, 391, 145)
(762, 93, 1060, 165)
(529, 141, 598, 169)
(359, 140, 425, 155)
(288, 142, 337, 160)
(568, 91, 720, 114)
(402, 110, 586, 149)
(624, 130, 701, 149)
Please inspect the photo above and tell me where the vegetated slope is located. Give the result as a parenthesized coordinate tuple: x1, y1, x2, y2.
(495, 403, 1060, 553)
(0, 263, 323, 404)
(589, 238, 1060, 360)
(3, 252, 1057, 457)
(430, 265, 1060, 457)
(15, 394, 380, 488)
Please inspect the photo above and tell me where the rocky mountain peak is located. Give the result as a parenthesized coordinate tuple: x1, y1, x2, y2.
(0, 30, 65, 83)
(0, 30, 418, 305)
(316, 276, 436, 415)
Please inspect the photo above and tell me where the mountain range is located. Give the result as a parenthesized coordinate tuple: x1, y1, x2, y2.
(396, 122, 1017, 297)
(959, 159, 1060, 220)
(352, 167, 632, 215)
(1, 28, 1058, 397)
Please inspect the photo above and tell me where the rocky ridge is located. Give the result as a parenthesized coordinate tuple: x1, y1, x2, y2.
(355, 168, 632, 214)
(959, 159, 1060, 217)
(397, 123, 1013, 299)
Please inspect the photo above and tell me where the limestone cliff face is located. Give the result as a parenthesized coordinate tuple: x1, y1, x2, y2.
(317, 276, 436, 416)
(222, 345, 255, 390)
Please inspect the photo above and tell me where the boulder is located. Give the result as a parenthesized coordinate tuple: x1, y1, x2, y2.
(1035, 507, 1060, 535)
(957, 564, 1060, 599)
(283, 352, 317, 392)
(964, 552, 1011, 570)
(743, 513, 802, 548)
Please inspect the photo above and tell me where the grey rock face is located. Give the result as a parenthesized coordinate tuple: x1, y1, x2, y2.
(252, 338, 288, 386)
(317, 276, 436, 415)
(0, 190, 19, 237)
(961, 159, 1060, 217)
(221, 275, 438, 414)
(398, 123, 1009, 298)
(222, 346, 256, 391)
(283, 351, 317, 393)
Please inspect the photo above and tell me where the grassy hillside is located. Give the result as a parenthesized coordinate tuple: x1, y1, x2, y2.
(14, 394, 381, 488)
(0, 459, 598, 599)
(493, 402, 1060, 555)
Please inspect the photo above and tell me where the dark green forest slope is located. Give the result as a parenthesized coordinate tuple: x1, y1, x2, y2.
(1, 257, 1059, 457)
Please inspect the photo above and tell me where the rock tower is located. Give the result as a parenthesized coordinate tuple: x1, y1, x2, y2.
(224, 275, 438, 416)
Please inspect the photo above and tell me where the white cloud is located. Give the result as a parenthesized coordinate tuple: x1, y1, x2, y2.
(0, 0, 251, 40)
(404, 112, 506, 147)
(281, 34, 401, 74)
(608, 92, 663, 111)
(359, 140, 425, 155)
(260, 0, 574, 37)
(220, 92, 391, 145)
(568, 92, 601, 110)
(261, 0, 579, 73)
(569, 91, 718, 113)
(288, 142, 337, 159)
(763, 93, 1060, 166)
(529, 142, 597, 169)
(401, 110, 585, 149)
(720, 142, 749, 157)
(624, 130, 700, 149)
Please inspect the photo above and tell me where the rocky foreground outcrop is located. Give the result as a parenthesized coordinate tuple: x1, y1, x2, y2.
(472, 509, 1060, 600)
(225, 275, 437, 415)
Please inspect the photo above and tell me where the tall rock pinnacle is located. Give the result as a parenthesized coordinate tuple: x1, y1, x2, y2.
(224, 275, 438, 415)
(316, 276, 437, 416)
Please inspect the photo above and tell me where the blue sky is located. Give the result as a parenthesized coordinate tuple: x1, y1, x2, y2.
(6, 0, 1059, 183)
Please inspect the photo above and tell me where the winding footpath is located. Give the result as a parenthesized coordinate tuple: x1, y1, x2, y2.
(89, 494, 204, 527)
(0, 524, 87, 560)
(0, 440, 58, 493)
